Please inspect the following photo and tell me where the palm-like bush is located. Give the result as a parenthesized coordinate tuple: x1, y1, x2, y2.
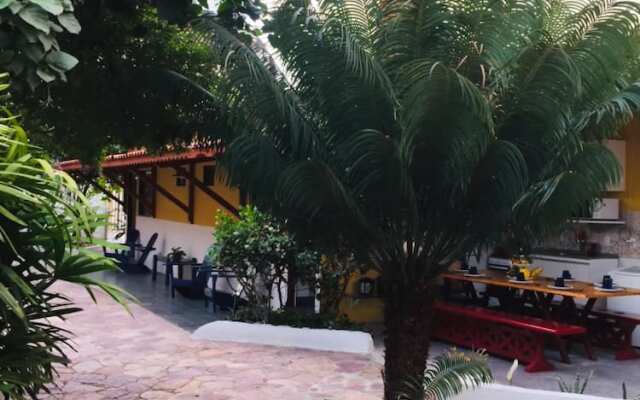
(0, 75, 131, 398)
(398, 350, 492, 400)
(192, 1, 640, 398)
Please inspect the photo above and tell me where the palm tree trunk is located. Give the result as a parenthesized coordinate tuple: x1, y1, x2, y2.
(383, 278, 436, 400)
(285, 265, 297, 308)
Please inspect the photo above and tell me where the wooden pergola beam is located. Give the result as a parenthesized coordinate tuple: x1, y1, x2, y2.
(134, 169, 190, 215)
(103, 172, 138, 200)
(79, 174, 124, 207)
(172, 165, 240, 217)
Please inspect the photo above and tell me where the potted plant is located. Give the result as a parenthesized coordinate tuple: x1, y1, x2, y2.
(167, 247, 187, 263)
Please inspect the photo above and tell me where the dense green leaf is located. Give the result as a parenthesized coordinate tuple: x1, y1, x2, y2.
(56, 12, 79, 33)
(29, 0, 63, 15)
(0, 0, 14, 10)
(44, 50, 77, 70)
(18, 5, 51, 33)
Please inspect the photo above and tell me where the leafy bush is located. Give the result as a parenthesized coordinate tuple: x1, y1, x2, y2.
(0, 74, 130, 398)
(209, 206, 319, 320)
(0, 0, 81, 90)
(230, 307, 361, 331)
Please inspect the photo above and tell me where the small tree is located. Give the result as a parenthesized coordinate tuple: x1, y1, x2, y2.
(209, 206, 318, 319)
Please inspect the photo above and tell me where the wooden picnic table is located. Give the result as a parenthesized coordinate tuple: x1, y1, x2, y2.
(441, 269, 640, 324)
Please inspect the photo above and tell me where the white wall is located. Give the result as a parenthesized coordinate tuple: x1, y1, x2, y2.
(455, 384, 612, 400)
(137, 216, 215, 266)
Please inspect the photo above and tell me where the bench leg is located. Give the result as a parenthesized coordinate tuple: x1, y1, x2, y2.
(616, 324, 640, 361)
(581, 335, 596, 361)
(556, 338, 571, 364)
(525, 335, 555, 373)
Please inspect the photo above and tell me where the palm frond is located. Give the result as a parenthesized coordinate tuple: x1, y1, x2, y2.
(193, 15, 321, 158)
(397, 349, 493, 400)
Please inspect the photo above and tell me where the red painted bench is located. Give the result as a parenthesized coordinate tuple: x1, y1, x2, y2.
(586, 310, 640, 361)
(433, 302, 587, 372)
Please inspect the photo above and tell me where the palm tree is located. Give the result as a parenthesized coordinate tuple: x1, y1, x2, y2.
(192, 1, 640, 398)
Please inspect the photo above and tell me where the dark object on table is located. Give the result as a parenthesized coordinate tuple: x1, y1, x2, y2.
(602, 275, 614, 289)
(169, 264, 213, 299)
(517, 272, 526, 281)
(460, 258, 469, 271)
(468, 266, 479, 275)
(562, 270, 572, 280)
(110, 233, 157, 273)
(555, 277, 565, 287)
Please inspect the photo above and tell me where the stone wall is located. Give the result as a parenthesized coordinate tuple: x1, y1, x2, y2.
(545, 211, 640, 257)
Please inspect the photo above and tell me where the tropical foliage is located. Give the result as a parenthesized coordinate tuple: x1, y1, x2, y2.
(398, 349, 493, 400)
(8, 0, 266, 162)
(11, 5, 222, 162)
(0, 0, 81, 90)
(209, 206, 319, 319)
(190, 0, 640, 397)
(0, 74, 131, 398)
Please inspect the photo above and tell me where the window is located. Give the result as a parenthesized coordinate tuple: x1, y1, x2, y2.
(176, 176, 186, 187)
(203, 165, 216, 186)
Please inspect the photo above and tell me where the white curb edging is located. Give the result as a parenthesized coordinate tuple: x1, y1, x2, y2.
(454, 384, 612, 400)
(192, 321, 374, 355)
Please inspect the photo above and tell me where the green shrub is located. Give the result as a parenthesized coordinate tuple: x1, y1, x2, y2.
(230, 306, 361, 331)
(0, 74, 131, 398)
(209, 206, 319, 319)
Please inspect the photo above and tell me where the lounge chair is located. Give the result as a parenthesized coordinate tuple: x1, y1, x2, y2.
(113, 233, 158, 274)
(103, 229, 140, 260)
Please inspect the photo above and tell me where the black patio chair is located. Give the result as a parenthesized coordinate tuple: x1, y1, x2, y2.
(103, 229, 140, 260)
(169, 264, 213, 300)
(113, 233, 158, 274)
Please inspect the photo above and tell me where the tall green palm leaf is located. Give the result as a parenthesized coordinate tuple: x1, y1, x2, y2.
(397, 350, 493, 400)
(192, 1, 640, 398)
(0, 74, 133, 399)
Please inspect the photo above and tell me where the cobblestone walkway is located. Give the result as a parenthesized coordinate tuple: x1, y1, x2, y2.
(44, 282, 382, 400)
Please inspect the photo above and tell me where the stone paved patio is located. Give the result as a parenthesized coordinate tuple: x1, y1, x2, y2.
(43, 280, 382, 400)
(42, 271, 640, 399)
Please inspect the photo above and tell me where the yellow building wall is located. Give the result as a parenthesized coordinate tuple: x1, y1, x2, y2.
(618, 119, 640, 212)
(151, 162, 242, 227)
(338, 270, 384, 323)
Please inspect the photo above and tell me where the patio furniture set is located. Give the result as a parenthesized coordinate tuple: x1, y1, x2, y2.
(438, 269, 640, 372)
(103, 231, 238, 312)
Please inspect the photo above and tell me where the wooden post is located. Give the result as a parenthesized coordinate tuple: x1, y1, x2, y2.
(125, 171, 136, 241)
(188, 163, 195, 224)
(151, 166, 157, 218)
